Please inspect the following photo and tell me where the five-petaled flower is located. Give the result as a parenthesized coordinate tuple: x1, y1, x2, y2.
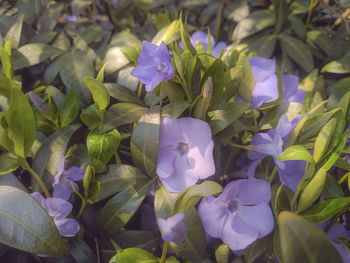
(198, 178, 274, 252)
(31, 192, 80, 237)
(156, 116, 215, 192)
(52, 155, 84, 200)
(187, 31, 227, 58)
(157, 213, 187, 244)
(131, 41, 174, 92)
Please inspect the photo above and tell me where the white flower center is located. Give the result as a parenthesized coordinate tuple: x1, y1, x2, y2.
(157, 62, 169, 73)
(227, 199, 239, 213)
(176, 142, 189, 155)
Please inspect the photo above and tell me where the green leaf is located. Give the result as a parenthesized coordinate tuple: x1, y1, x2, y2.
(322, 174, 344, 200)
(237, 52, 255, 102)
(130, 106, 160, 178)
(173, 181, 222, 213)
(12, 44, 64, 70)
(0, 173, 27, 191)
(162, 101, 190, 118)
(0, 44, 14, 80)
(152, 19, 180, 45)
(244, 235, 272, 263)
(59, 50, 94, 105)
(208, 102, 249, 135)
(154, 184, 177, 219)
(96, 62, 109, 83)
(0, 153, 18, 175)
(102, 103, 148, 133)
(59, 89, 80, 127)
(271, 184, 294, 218)
(6, 87, 36, 158)
(277, 145, 314, 163)
(84, 76, 110, 111)
(300, 197, 350, 223)
(4, 14, 24, 49)
(297, 168, 327, 213)
(169, 208, 206, 262)
(179, 17, 196, 55)
(201, 59, 225, 106)
(112, 230, 161, 253)
(233, 10, 274, 40)
(87, 129, 121, 171)
(0, 186, 70, 256)
(109, 248, 158, 263)
(215, 243, 230, 263)
(93, 164, 149, 202)
(70, 239, 97, 263)
(279, 34, 314, 72)
(98, 176, 152, 233)
(313, 118, 337, 163)
(80, 104, 103, 130)
(321, 53, 350, 74)
(105, 83, 145, 106)
(32, 124, 80, 192)
(248, 34, 277, 58)
(278, 211, 342, 263)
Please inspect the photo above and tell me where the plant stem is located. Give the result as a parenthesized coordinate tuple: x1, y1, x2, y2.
(76, 199, 87, 220)
(23, 162, 50, 198)
(114, 151, 122, 164)
(137, 82, 143, 97)
(268, 167, 277, 184)
(160, 242, 169, 263)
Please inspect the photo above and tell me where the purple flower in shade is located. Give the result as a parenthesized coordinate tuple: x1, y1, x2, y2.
(248, 57, 279, 109)
(130, 41, 174, 92)
(157, 213, 187, 243)
(156, 116, 215, 192)
(187, 31, 227, 58)
(198, 178, 274, 252)
(52, 156, 84, 200)
(29, 91, 50, 115)
(248, 114, 305, 192)
(31, 192, 79, 237)
(282, 75, 306, 104)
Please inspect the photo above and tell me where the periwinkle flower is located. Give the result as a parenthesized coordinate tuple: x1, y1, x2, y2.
(248, 57, 279, 109)
(248, 114, 305, 192)
(157, 213, 187, 243)
(282, 74, 306, 104)
(29, 91, 50, 115)
(31, 192, 79, 237)
(187, 31, 227, 58)
(52, 156, 84, 200)
(198, 178, 274, 252)
(156, 116, 215, 192)
(130, 41, 174, 92)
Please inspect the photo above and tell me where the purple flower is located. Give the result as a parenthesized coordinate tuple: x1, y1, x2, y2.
(198, 178, 274, 252)
(157, 213, 187, 243)
(52, 156, 84, 200)
(248, 114, 305, 192)
(156, 116, 215, 192)
(29, 91, 50, 115)
(130, 41, 174, 92)
(282, 75, 306, 104)
(248, 57, 279, 109)
(187, 31, 227, 58)
(31, 192, 79, 237)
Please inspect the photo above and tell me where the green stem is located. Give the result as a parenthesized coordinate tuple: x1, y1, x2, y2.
(137, 82, 143, 97)
(23, 162, 50, 198)
(160, 242, 169, 263)
(76, 199, 87, 220)
(268, 167, 277, 184)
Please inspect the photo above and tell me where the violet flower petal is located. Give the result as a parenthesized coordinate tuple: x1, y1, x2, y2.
(55, 218, 80, 237)
(57, 156, 65, 175)
(31, 192, 47, 209)
(65, 166, 85, 181)
(248, 57, 276, 83)
(159, 116, 183, 148)
(238, 178, 271, 205)
(157, 213, 187, 243)
(251, 74, 279, 109)
(212, 42, 227, 58)
(277, 160, 306, 192)
(52, 182, 72, 201)
(156, 146, 176, 179)
(177, 117, 213, 147)
(282, 74, 305, 104)
(45, 198, 72, 221)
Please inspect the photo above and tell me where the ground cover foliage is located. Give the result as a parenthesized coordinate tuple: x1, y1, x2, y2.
(0, 0, 349, 262)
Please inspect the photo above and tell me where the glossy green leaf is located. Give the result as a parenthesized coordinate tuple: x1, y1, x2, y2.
(152, 19, 180, 45)
(70, 239, 97, 263)
(0, 173, 27, 191)
(98, 176, 152, 233)
(112, 230, 161, 253)
(101, 103, 148, 133)
(248, 34, 277, 58)
(179, 16, 196, 55)
(300, 197, 350, 223)
(208, 102, 249, 135)
(105, 83, 145, 106)
(130, 106, 160, 178)
(0, 186, 70, 256)
(93, 164, 149, 202)
(6, 87, 36, 158)
(162, 101, 190, 118)
(277, 145, 314, 164)
(321, 53, 350, 74)
(279, 34, 314, 72)
(271, 184, 294, 218)
(59, 89, 80, 127)
(215, 243, 229, 263)
(109, 248, 158, 263)
(84, 76, 110, 111)
(87, 129, 121, 171)
(236, 52, 255, 102)
(322, 174, 344, 200)
(32, 124, 80, 192)
(202, 59, 225, 106)
(154, 184, 177, 219)
(244, 235, 272, 263)
(313, 118, 337, 163)
(297, 168, 327, 213)
(4, 14, 23, 49)
(12, 43, 64, 70)
(80, 104, 103, 130)
(278, 211, 342, 263)
(233, 10, 274, 40)
(0, 153, 18, 175)
(173, 181, 222, 213)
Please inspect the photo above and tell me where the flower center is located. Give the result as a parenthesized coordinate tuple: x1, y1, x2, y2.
(157, 62, 169, 73)
(227, 199, 239, 213)
(176, 142, 189, 154)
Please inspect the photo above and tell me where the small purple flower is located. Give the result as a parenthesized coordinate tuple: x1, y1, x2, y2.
(282, 75, 306, 104)
(198, 178, 274, 252)
(187, 31, 227, 58)
(52, 156, 84, 200)
(156, 116, 215, 192)
(248, 114, 305, 192)
(248, 57, 279, 109)
(130, 41, 174, 92)
(31, 192, 79, 237)
(157, 213, 187, 243)
(29, 91, 50, 115)
(65, 15, 79, 22)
